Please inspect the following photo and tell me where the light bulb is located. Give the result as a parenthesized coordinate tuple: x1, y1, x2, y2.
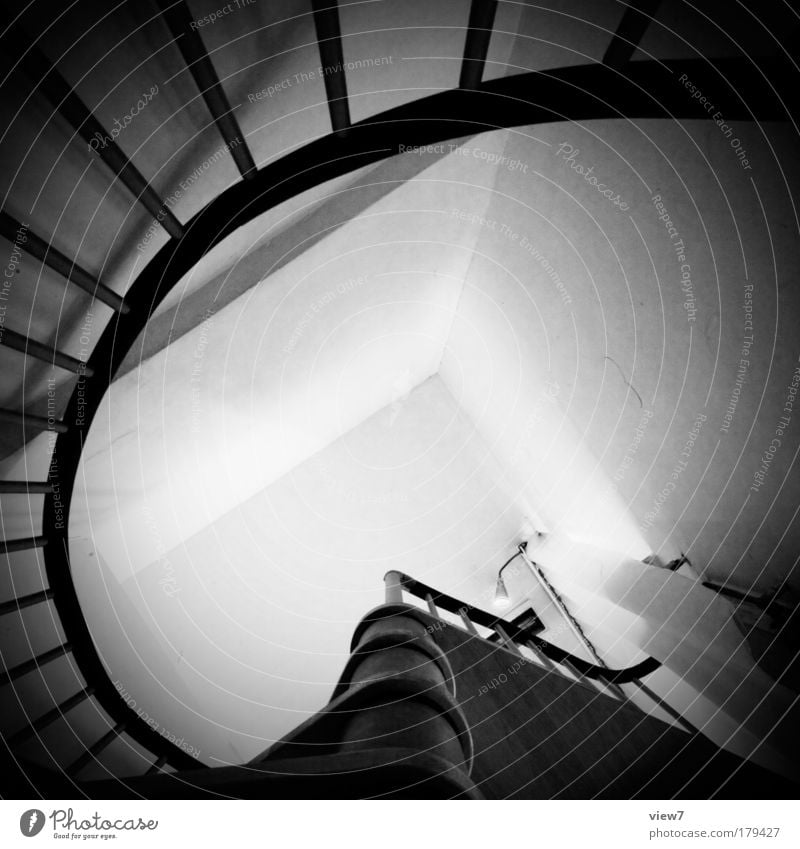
(494, 575, 510, 607)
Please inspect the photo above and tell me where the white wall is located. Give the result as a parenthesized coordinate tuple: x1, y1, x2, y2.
(71, 375, 527, 763)
(63, 120, 800, 767)
(69, 147, 503, 581)
(59, 130, 530, 763)
(440, 119, 800, 594)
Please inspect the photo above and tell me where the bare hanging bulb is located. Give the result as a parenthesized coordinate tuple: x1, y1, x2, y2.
(494, 575, 510, 607)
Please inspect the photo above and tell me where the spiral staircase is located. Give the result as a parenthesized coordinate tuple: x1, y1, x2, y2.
(0, 0, 798, 798)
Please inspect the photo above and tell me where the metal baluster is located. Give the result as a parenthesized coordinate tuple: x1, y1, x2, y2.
(0, 588, 55, 616)
(0, 643, 72, 688)
(66, 722, 127, 777)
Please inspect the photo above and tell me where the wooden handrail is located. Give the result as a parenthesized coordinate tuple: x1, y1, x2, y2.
(384, 571, 661, 685)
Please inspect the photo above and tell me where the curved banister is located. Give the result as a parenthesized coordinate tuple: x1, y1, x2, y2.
(34, 57, 742, 776)
(2, 25, 784, 778)
(384, 571, 661, 685)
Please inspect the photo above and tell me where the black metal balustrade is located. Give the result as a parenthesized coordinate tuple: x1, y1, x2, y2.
(0, 0, 793, 791)
(384, 570, 698, 735)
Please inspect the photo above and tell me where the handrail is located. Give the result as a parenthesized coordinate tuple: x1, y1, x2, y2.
(5, 45, 771, 781)
(34, 56, 737, 781)
(385, 571, 661, 685)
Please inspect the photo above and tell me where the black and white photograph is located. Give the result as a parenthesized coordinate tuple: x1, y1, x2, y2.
(0, 0, 798, 829)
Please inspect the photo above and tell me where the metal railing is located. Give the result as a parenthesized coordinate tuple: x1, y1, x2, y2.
(0, 0, 771, 785)
(384, 570, 698, 735)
